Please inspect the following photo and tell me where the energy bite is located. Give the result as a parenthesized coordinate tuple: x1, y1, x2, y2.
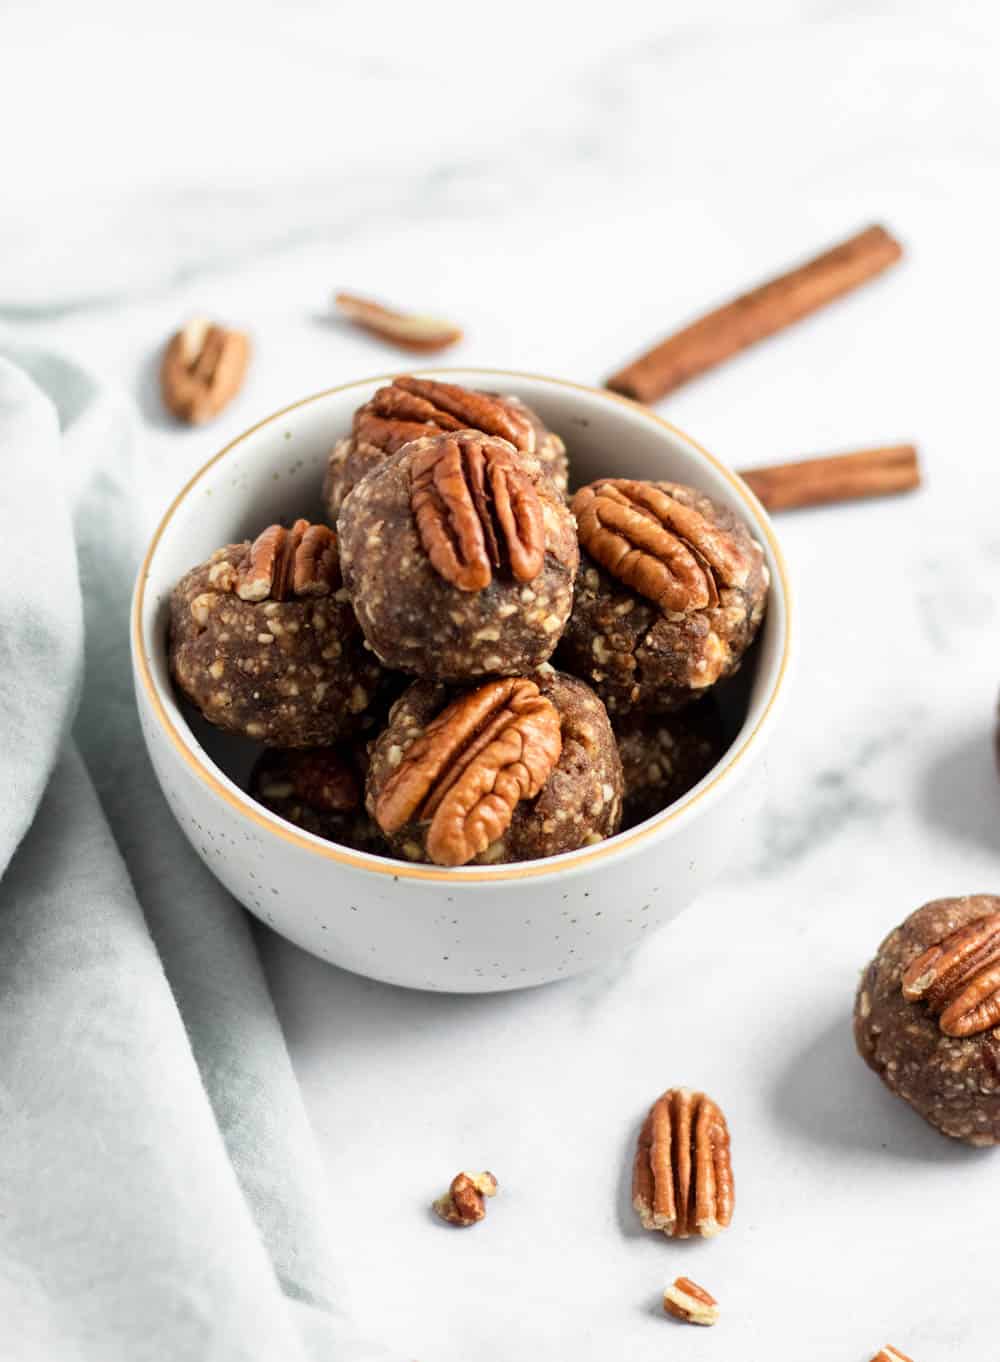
(338, 430, 578, 680)
(557, 479, 768, 716)
(614, 701, 727, 828)
(366, 670, 623, 866)
(169, 519, 385, 746)
(323, 374, 569, 519)
(249, 745, 384, 853)
(855, 895, 1000, 1145)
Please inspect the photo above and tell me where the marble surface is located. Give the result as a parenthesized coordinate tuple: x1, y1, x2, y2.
(5, 2, 1000, 1356)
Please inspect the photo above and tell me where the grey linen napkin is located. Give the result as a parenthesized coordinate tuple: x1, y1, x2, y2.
(0, 348, 399, 1362)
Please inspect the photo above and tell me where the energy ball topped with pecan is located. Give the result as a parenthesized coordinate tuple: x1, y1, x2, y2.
(855, 896, 1000, 1145)
(170, 518, 385, 746)
(614, 701, 728, 829)
(323, 374, 569, 519)
(249, 744, 384, 853)
(338, 430, 578, 680)
(557, 479, 768, 716)
(366, 671, 622, 866)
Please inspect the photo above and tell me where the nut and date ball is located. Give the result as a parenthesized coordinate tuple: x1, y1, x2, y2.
(614, 701, 728, 829)
(365, 670, 623, 866)
(248, 744, 384, 854)
(323, 374, 570, 519)
(169, 519, 385, 746)
(338, 430, 578, 680)
(557, 479, 768, 717)
(855, 895, 1000, 1145)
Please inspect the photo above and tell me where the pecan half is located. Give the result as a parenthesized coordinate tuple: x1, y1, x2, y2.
(572, 479, 752, 613)
(410, 432, 545, 592)
(161, 318, 250, 424)
(662, 1278, 719, 1327)
(432, 1171, 497, 1226)
(902, 912, 1000, 1037)
(334, 293, 463, 353)
(235, 520, 341, 602)
(374, 677, 562, 867)
(632, 1087, 734, 1239)
(354, 375, 535, 457)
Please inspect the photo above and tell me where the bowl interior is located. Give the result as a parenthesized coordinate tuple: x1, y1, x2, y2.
(137, 370, 790, 872)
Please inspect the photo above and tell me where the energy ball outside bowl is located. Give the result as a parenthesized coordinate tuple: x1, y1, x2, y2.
(323, 374, 570, 520)
(854, 895, 1000, 1145)
(169, 519, 386, 747)
(248, 745, 385, 854)
(337, 430, 578, 681)
(365, 669, 623, 867)
(614, 700, 728, 830)
(556, 479, 768, 717)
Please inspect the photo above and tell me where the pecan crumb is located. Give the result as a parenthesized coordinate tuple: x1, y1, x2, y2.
(662, 1277, 719, 1327)
(432, 1171, 497, 1226)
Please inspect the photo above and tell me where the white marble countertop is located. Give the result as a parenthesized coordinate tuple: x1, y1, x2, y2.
(5, 2, 1000, 1356)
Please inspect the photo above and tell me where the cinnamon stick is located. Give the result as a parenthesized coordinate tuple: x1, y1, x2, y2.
(740, 444, 920, 512)
(606, 225, 903, 404)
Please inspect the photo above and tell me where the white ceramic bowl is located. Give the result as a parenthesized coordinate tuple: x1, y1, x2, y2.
(132, 370, 792, 992)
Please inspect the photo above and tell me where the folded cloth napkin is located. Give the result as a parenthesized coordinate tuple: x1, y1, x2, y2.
(0, 348, 399, 1362)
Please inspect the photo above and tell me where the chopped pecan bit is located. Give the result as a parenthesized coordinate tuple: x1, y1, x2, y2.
(573, 479, 751, 613)
(160, 318, 250, 424)
(271, 749, 361, 813)
(870, 1348, 915, 1362)
(354, 375, 535, 456)
(374, 677, 562, 867)
(662, 1278, 719, 1327)
(433, 1171, 497, 1226)
(410, 432, 545, 593)
(902, 912, 1000, 1037)
(632, 1087, 734, 1239)
(334, 293, 463, 353)
(235, 520, 340, 603)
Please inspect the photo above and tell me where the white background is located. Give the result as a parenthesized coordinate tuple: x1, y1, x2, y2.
(4, 2, 1000, 1356)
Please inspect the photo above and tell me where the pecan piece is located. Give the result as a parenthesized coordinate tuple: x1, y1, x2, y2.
(160, 318, 250, 425)
(632, 1087, 734, 1239)
(235, 520, 340, 603)
(374, 677, 562, 867)
(662, 1278, 719, 1327)
(432, 1171, 497, 1226)
(354, 375, 536, 457)
(334, 293, 463, 353)
(572, 479, 752, 613)
(871, 1349, 915, 1362)
(410, 432, 545, 592)
(902, 912, 1000, 1037)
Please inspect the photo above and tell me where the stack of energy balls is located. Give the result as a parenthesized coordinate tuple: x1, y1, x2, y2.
(169, 377, 770, 868)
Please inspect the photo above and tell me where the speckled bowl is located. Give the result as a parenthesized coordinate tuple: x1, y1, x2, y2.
(131, 370, 792, 992)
